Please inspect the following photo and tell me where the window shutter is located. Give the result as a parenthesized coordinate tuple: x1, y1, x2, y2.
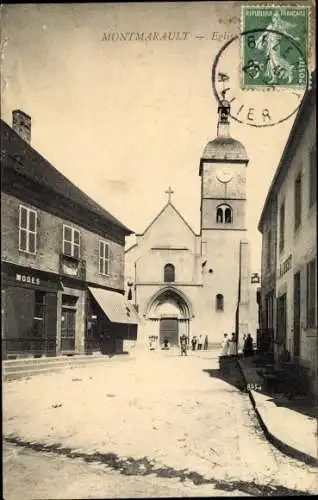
(99, 241, 104, 259)
(64, 225, 72, 242)
(74, 230, 80, 245)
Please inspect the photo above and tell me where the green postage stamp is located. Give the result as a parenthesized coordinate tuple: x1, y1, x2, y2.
(241, 5, 310, 89)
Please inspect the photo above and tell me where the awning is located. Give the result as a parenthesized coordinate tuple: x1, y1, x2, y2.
(88, 287, 138, 324)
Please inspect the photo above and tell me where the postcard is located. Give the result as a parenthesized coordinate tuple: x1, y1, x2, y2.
(1, 2, 317, 498)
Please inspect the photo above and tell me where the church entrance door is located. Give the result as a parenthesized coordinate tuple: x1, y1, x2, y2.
(160, 318, 178, 346)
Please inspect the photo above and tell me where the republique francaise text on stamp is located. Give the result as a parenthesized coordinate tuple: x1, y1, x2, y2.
(241, 5, 310, 89)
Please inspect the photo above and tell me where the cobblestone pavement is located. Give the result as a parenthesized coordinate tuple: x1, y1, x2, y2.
(3, 350, 318, 498)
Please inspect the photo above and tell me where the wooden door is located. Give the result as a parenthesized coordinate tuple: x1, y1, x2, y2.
(61, 308, 76, 351)
(160, 318, 178, 345)
(293, 272, 301, 358)
(276, 294, 287, 348)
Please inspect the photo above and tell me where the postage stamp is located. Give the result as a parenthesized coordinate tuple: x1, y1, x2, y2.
(241, 5, 310, 89)
(211, 29, 309, 127)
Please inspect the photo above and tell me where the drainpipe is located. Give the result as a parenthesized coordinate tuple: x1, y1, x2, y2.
(236, 242, 242, 343)
(134, 261, 137, 308)
(134, 256, 144, 311)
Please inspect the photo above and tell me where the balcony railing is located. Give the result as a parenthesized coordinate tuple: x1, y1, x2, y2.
(2, 337, 56, 359)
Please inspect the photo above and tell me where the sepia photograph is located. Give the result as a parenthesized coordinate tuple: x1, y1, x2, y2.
(1, 1, 317, 498)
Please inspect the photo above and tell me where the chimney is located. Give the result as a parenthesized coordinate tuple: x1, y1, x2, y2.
(12, 110, 31, 144)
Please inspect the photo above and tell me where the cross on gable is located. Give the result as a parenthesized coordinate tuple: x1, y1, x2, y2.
(165, 186, 174, 203)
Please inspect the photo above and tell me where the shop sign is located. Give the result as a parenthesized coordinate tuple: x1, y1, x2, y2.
(279, 254, 292, 278)
(61, 260, 78, 276)
(16, 273, 40, 285)
(251, 273, 260, 284)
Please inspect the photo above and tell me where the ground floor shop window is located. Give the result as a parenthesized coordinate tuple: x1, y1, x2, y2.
(3, 284, 57, 359)
(86, 296, 105, 354)
(33, 290, 46, 355)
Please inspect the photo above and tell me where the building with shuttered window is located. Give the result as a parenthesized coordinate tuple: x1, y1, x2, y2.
(1, 110, 137, 360)
(258, 71, 317, 394)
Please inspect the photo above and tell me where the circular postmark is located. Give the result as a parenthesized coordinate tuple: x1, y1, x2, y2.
(212, 29, 310, 127)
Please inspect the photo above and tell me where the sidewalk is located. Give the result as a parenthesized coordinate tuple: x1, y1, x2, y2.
(238, 355, 318, 467)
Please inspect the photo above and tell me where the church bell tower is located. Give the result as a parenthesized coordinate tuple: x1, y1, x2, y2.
(199, 91, 249, 231)
(198, 92, 250, 344)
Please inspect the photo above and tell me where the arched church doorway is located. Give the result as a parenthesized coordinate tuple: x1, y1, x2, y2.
(145, 287, 192, 346)
(160, 317, 178, 345)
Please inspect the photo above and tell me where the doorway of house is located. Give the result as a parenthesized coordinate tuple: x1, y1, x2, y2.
(61, 295, 77, 352)
(61, 308, 76, 351)
(277, 293, 287, 349)
(293, 271, 301, 358)
(160, 317, 178, 346)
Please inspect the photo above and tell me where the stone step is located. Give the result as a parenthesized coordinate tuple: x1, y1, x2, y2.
(4, 354, 94, 367)
(3, 357, 114, 382)
(4, 352, 129, 368)
(3, 357, 107, 374)
(3, 355, 109, 370)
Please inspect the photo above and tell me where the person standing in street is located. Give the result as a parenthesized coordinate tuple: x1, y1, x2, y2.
(203, 335, 209, 350)
(191, 336, 197, 351)
(243, 334, 254, 357)
(180, 334, 187, 356)
(220, 333, 230, 357)
(197, 335, 203, 351)
(228, 332, 238, 356)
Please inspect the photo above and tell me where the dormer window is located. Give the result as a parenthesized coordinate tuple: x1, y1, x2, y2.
(216, 204, 233, 224)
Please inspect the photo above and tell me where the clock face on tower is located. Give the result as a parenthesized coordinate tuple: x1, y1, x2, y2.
(216, 168, 233, 184)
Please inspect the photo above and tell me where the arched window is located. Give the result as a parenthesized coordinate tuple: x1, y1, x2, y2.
(216, 207, 223, 223)
(216, 294, 224, 311)
(164, 264, 175, 283)
(225, 207, 232, 223)
(216, 204, 233, 224)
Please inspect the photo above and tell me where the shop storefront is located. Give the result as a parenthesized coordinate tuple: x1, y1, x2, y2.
(86, 287, 138, 355)
(1, 262, 60, 359)
(1, 264, 137, 359)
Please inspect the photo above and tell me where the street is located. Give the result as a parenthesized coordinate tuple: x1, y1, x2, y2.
(3, 349, 318, 498)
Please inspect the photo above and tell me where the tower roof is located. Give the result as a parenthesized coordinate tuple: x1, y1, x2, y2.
(199, 90, 249, 171)
(202, 137, 248, 161)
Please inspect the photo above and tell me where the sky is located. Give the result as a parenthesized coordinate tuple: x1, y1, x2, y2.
(1, 2, 313, 272)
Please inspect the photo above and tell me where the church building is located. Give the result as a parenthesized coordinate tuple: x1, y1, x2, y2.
(125, 95, 253, 349)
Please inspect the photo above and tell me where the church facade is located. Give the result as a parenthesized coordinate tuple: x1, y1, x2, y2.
(125, 97, 254, 349)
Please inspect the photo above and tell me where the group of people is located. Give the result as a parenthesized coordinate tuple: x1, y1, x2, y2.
(179, 334, 209, 356)
(191, 335, 208, 351)
(220, 332, 254, 357)
(161, 331, 254, 357)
